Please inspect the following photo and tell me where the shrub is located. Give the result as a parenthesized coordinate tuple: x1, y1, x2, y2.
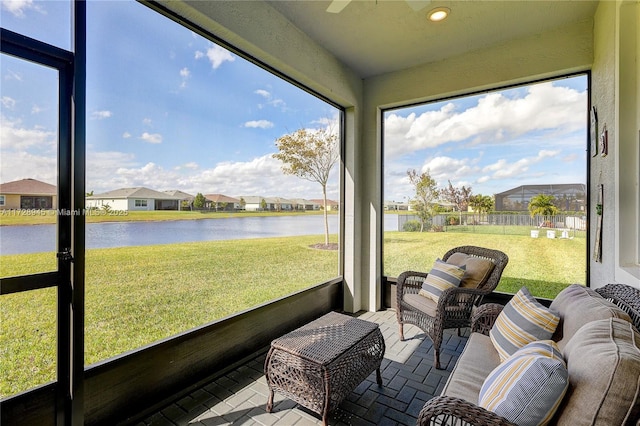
(403, 220, 422, 232)
(447, 215, 460, 225)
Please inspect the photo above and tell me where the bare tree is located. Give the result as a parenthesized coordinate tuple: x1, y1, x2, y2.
(274, 126, 339, 245)
(440, 180, 472, 213)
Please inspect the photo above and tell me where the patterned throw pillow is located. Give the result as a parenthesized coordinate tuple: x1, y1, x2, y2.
(418, 259, 466, 304)
(490, 287, 560, 361)
(479, 340, 569, 426)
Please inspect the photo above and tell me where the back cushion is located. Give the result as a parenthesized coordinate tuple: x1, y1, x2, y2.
(446, 252, 495, 289)
(549, 284, 632, 351)
(556, 318, 640, 425)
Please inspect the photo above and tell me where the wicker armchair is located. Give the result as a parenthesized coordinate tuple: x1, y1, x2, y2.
(396, 245, 509, 369)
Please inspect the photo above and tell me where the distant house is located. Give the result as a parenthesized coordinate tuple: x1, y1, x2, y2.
(0, 178, 57, 210)
(236, 196, 295, 211)
(494, 184, 587, 212)
(164, 190, 195, 210)
(289, 198, 320, 211)
(383, 200, 409, 211)
(204, 194, 240, 211)
(309, 198, 339, 211)
(87, 187, 183, 211)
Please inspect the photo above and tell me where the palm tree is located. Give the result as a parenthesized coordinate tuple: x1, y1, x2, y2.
(528, 194, 559, 226)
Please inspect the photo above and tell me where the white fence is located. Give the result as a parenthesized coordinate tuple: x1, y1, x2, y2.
(397, 213, 587, 232)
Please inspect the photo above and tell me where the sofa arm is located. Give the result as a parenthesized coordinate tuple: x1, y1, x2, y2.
(471, 303, 504, 335)
(417, 396, 516, 426)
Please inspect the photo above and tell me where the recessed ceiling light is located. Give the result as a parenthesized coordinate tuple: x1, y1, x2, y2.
(428, 7, 450, 22)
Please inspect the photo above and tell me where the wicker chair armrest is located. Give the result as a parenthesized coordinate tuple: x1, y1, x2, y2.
(417, 396, 516, 426)
(595, 284, 640, 331)
(471, 303, 504, 335)
(441, 285, 490, 301)
(396, 271, 429, 294)
(438, 286, 488, 310)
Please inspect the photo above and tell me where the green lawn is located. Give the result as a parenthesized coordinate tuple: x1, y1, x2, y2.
(384, 231, 586, 298)
(0, 230, 585, 397)
(0, 235, 338, 397)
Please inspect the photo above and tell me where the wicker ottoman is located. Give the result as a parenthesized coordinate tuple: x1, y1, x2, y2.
(264, 311, 385, 425)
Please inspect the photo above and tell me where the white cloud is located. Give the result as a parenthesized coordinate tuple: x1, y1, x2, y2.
(0, 115, 56, 182)
(139, 132, 162, 144)
(85, 149, 340, 200)
(0, 115, 55, 151)
(86, 151, 139, 192)
(481, 149, 560, 180)
(1, 96, 16, 109)
(176, 162, 199, 170)
(421, 156, 478, 183)
(0, 150, 57, 184)
(244, 120, 274, 129)
(143, 118, 153, 126)
(187, 155, 311, 197)
(385, 82, 586, 158)
(254, 88, 286, 110)
(562, 153, 579, 163)
(1, 0, 44, 17)
(4, 69, 23, 82)
(195, 44, 235, 69)
(31, 105, 43, 114)
(179, 67, 190, 89)
(91, 110, 112, 120)
(122, 132, 132, 138)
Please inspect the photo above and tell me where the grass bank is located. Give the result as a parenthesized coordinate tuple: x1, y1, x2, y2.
(1, 234, 339, 397)
(0, 209, 332, 226)
(384, 231, 586, 298)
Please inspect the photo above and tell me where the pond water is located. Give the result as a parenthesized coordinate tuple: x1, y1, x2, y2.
(1, 214, 400, 254)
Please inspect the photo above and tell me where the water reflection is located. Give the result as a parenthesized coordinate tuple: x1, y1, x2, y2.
(1, 214, 400, 254)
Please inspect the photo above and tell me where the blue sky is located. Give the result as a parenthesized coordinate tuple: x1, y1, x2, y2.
(1, 0, 339, 200)
(1, 0, 587, 203)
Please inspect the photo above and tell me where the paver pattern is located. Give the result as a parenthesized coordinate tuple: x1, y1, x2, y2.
(138, 309, 469, 426)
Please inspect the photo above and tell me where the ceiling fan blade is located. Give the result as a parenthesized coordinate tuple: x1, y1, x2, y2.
(326, 0, 351, 13)
(405, 0, 431, 12)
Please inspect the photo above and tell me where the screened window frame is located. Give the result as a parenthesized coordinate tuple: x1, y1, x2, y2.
(380, 72, 591, 289)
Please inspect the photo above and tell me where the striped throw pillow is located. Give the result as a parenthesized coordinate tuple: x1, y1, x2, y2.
(418, 259, 466, 304)
(490, 287, 560, 361)
(479, 340, 569, 426)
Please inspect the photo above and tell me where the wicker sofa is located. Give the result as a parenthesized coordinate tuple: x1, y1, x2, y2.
(418, 283, 640, 426)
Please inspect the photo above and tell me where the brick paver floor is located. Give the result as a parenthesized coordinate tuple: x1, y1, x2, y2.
(137, 309, 469, 426)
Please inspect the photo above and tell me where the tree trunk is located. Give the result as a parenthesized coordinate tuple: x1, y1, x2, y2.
(322, 185, 329, 245)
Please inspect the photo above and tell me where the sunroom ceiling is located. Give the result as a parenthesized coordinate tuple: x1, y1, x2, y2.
(264, 0, 599, 78)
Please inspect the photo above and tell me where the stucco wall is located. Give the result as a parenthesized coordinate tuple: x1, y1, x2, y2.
(591, 0, 640, 289)
(0, 194, 21, 209)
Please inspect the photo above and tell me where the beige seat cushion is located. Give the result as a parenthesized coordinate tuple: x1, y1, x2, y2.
(555, 318, 640, 425)
(446, 252, 495, 288)
(441, 332, 501, 404)
(403, 293, 438, 317)
(549, 284, 632, 351)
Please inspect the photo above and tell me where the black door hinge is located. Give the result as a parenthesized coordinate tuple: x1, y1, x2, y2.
(57, 248, 74, 263)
